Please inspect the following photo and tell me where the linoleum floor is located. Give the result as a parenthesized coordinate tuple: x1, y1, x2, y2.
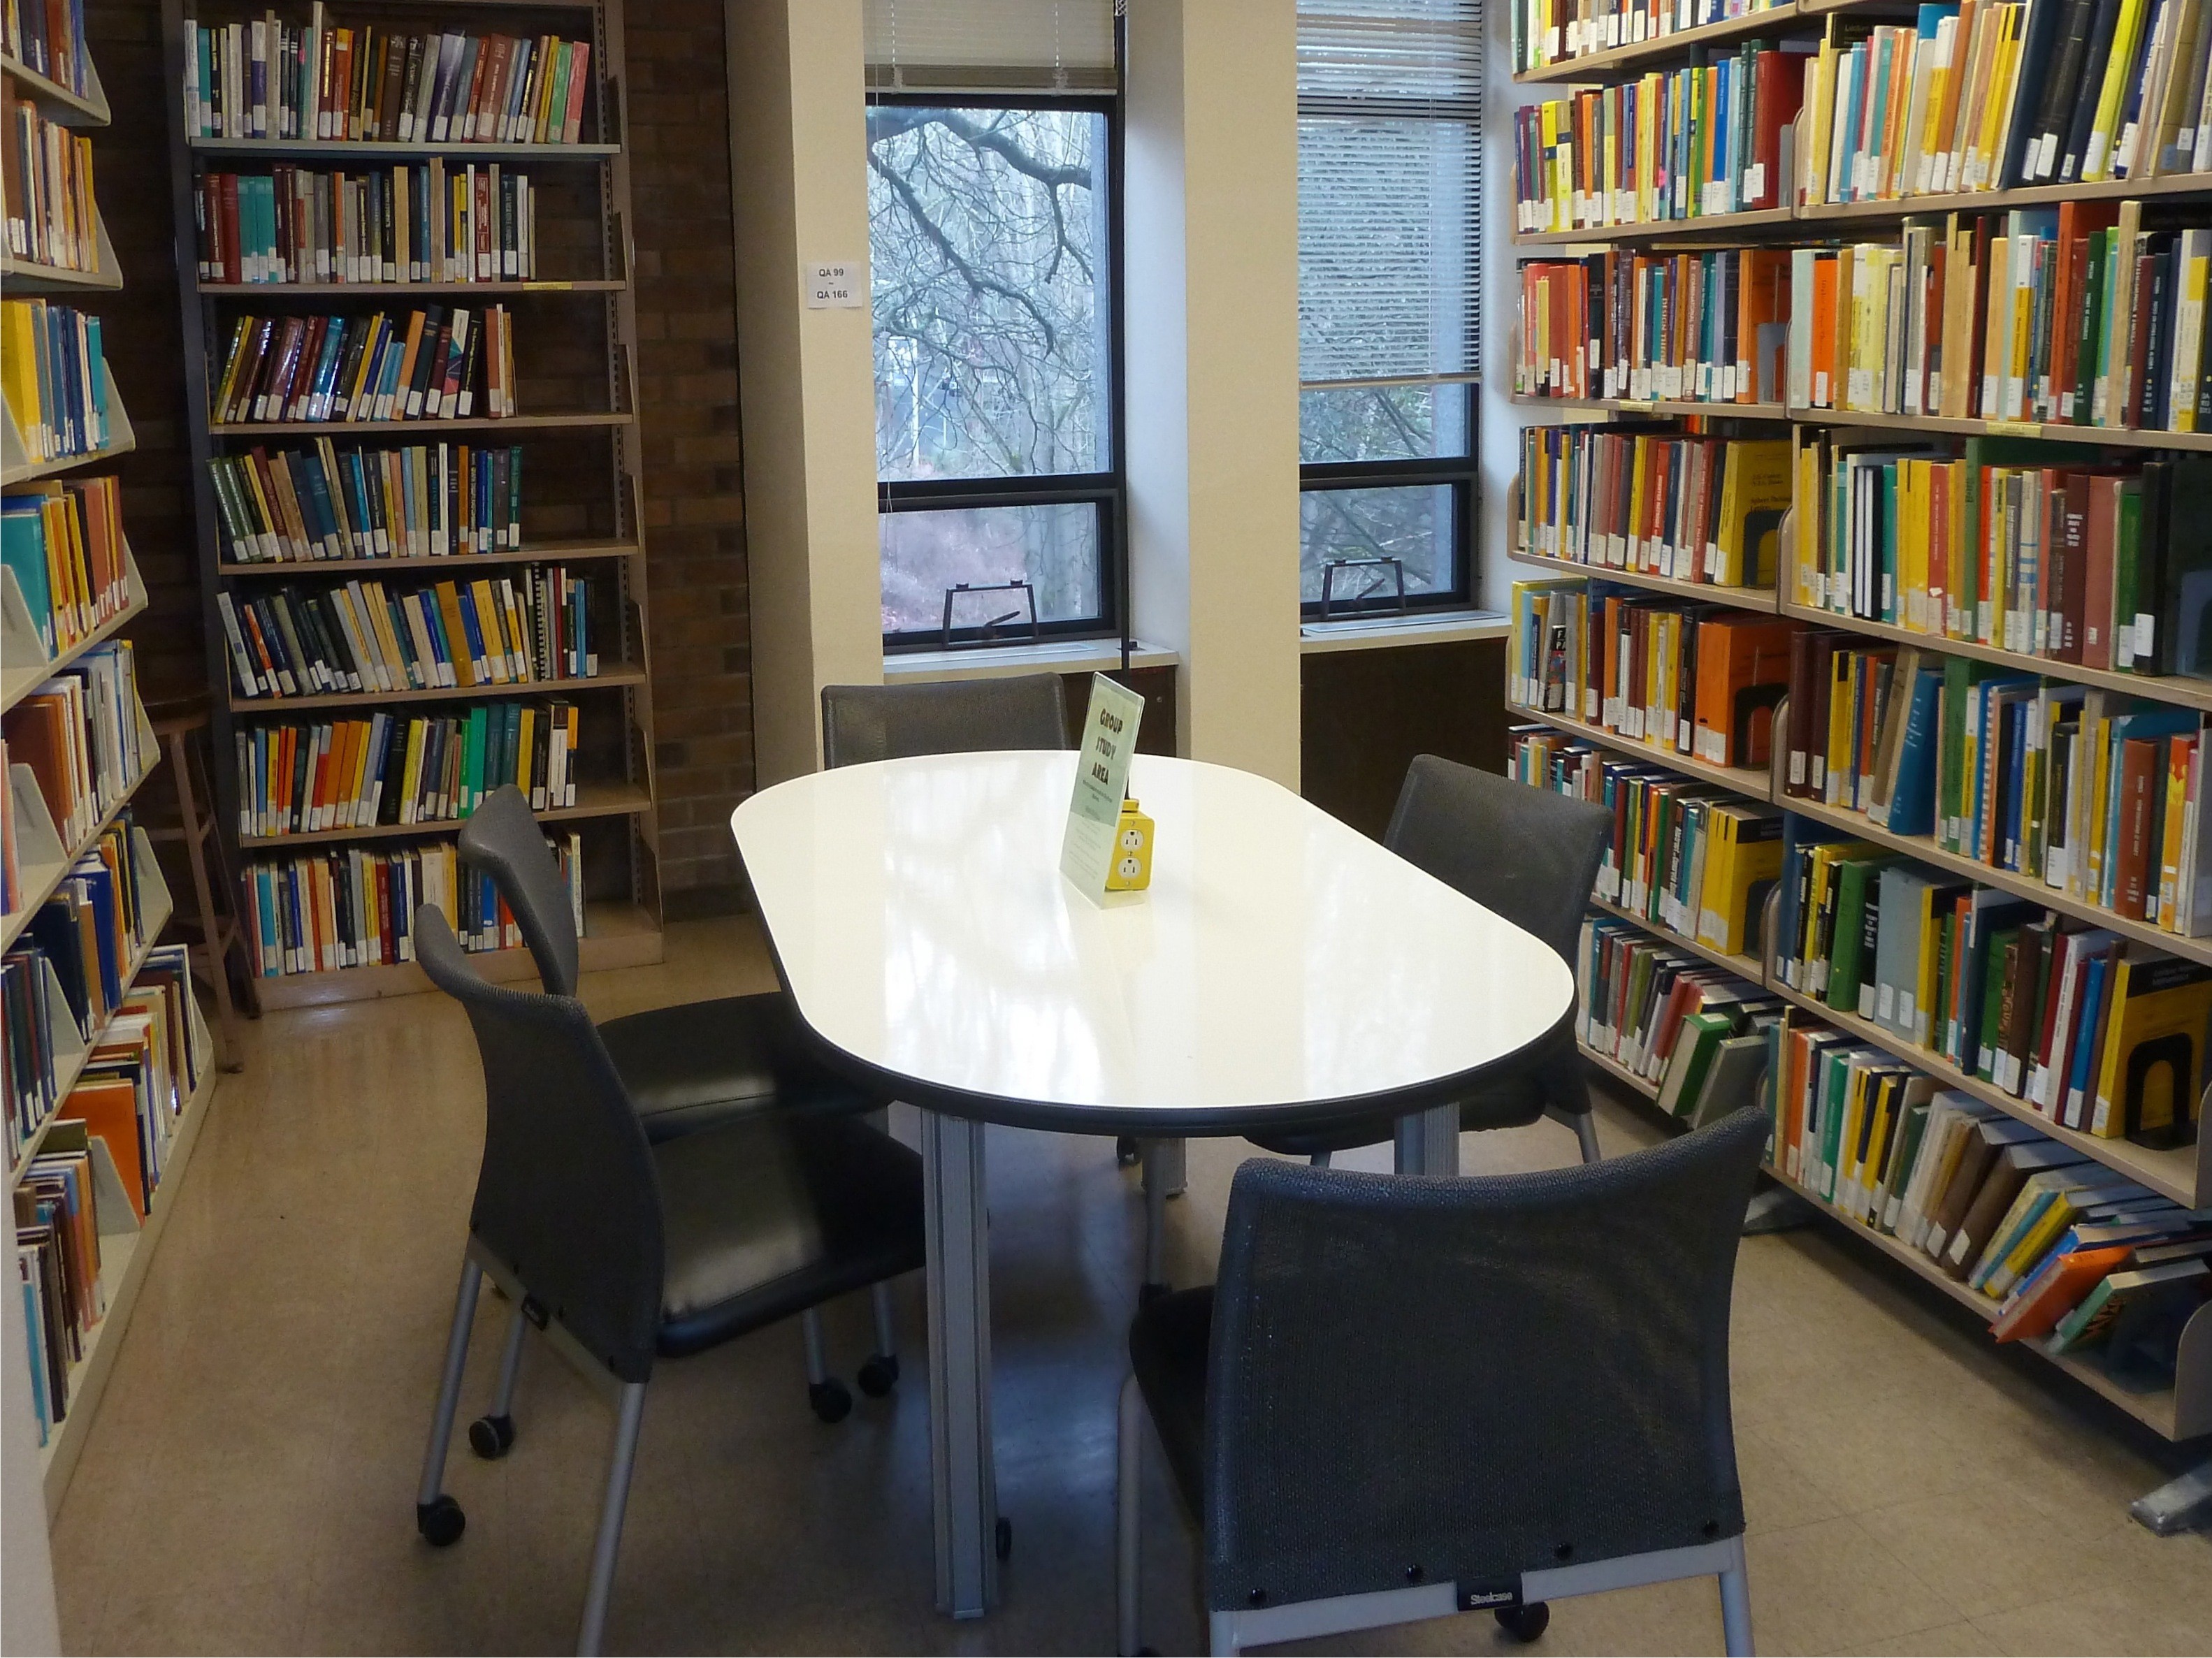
(44, 917, 2212, 1655)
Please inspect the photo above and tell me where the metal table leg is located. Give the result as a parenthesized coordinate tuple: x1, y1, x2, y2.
(1395, 1105, 1459, 1175)
(920, 1108, 997, 1617)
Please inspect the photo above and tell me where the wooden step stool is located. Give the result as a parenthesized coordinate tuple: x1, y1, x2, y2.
(144, 692, 255, 1071)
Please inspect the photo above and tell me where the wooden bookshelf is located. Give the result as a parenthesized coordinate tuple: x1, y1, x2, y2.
(1515, 0, 1811, 85)
(164, 0, 665, 1003)
(1590, 890, 1765, 982)
(1580, 1037, 1662, 1100)
(1786, 406, 2212, 452)
(1513, 546, 1781, 613)
(0, 47, 111, 124)
(1508, 393, 1789, 421)
(1504, 697, 1775, 797)
(0, 540, 149, 714)
(1514, 205, 1796, 247)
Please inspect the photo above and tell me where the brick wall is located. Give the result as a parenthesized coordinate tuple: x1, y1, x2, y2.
(82, 0, 758, 906)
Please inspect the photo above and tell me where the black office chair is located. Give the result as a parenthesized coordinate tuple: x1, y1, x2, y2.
(410, 908, 926, 1655)
(818, 671, 1070, 766)
(1247, 754, 1612, 1165)
(456, 786, 892, 1432)
(1116, 1103, 1768, 1657)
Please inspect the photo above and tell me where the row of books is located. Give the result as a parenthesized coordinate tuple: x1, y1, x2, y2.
(236, 699, 584, 841)
(1515, 247, 1791, 405)
(1785, 637, 2212, 936)
(1511, 0, 1788, 71)
(210, 305, 517, 427)
(3, 811, 156, 1161)
(1513, 725, 1784, 958)
(1784, 211, 2212, 434)
(1797, 440, 2212, 676)
(216, 566, 598, 701)
(0, 298, 109, 462)
(1575, 912, 1780, 1119)
(1, 1, 89, 98)
(194, 161, 543, 286)
(209, 442, 523, 564)
(4, 85, 97, 272)
(17, 953, 206, 1443)
(242, 832, 581, 976)
(1777, 821, 2210, 1144)
(1508, 579, 1796, 769)
(181, 12, 593, 147)
(1516, 427, 1791, 587)
(1770, 1033, 2209, 1379)
(1800, 0, 2212, 208)
(1, 477, 128, 660)
(1511, 45, 1807, 233)
(1, 640, 143, 857)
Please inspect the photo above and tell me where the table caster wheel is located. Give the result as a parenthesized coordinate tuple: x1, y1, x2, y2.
(809, 1379, 853, 1423)
(467, 1413, 515, 1460)
(857, 1353, 900, 1397)
(996, 1515, 1013, 1559)
(1117, 1136, 1140, 1167)
(1494, 1601, 1549, 1643)
(416, 1495, 465, 1548)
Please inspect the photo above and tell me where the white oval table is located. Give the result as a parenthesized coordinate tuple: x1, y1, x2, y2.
(730, 751, 1575, 1619)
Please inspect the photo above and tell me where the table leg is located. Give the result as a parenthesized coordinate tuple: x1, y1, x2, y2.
(1394, 1106, 1460, 1176)
(920, 1109, 998, 1617)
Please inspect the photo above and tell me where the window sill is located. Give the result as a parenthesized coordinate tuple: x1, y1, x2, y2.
(1299, 611, 1509, 655)
(882, 637, 1179, 684)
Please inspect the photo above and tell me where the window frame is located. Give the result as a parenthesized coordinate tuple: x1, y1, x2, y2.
(867, 87, 1128, 652)
(1296, 71, 1482, 619)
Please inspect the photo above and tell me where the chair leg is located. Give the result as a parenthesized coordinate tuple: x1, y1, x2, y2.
(801, 1308, 851, 1422)
(1309, 1151, 1331, 1168)
(576, 1381, 647, 1657)
(1570, 1108, 1603, 1165)
(1141, 1142, 1169, 1299)
(1208, 1610, 1240, 1656)
(468, 1304, 528, 1460)
(1719, 1562, 1754, 1657)
(415, 1257, 480, 1546)
(855, 1279, 902, 1399)
(1117, 1372, 1143, 1658)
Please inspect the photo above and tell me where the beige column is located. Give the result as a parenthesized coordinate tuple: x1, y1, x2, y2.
(725, 0, 883, 786)
(1123, 0, 1303, 787)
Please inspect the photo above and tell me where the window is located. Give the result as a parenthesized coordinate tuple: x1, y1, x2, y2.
(1296, 0, 1482, 618)
(867, 1, 1122, 648)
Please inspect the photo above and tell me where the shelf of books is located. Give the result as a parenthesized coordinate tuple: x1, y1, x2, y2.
(163, 0, 666, 1005)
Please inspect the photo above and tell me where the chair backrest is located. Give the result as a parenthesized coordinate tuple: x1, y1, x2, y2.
(456, 784, 578, 995)
(1385, 755, 1611, 971)
(415, 906, 665, 1384)
(819, 674, 1071, 768)
(1202, 1103, 1768, 1612)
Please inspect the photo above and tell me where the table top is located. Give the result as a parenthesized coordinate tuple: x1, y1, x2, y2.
(730, 752, 1575, 1133)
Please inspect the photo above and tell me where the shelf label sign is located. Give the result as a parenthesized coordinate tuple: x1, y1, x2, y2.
(1060, 673, 1146, 899)
(804, 261, 864, 308)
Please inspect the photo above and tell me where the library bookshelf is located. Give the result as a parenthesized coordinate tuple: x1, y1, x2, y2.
(2, 22, 217, 1514)
(161, 0, 667, 1004)
(1508, 0, 2212, 1455)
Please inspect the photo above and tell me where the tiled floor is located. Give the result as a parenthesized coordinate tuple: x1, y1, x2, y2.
(44, 917, 2212, 1656)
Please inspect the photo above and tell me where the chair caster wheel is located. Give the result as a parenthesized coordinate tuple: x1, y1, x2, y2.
(809, 1379, 853, 1423)
(857, 1353, 899, 1397)
(1494, 1601, 1549, 1643)
(1117, 1136, 1140, 1167)
(995, 1515, 1013, 1559)
(1138, 1280, 1169, 1304)
(467, 1413, 515, 1460)
(415, 1495, 465, 1548)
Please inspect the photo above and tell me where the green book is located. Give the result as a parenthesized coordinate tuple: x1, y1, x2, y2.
(2113, 479, 2144, 671)
(1659, 1010, 1735, 1118)
(1818, 1048, 1856, 1201)
(1878, 1096, 1934, 1235)
(1974, 926, 2020, 1081)
(1828, 857, 1884, 1014)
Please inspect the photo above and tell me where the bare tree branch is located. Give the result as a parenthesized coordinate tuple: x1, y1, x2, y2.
(867, 145, 1062, 353)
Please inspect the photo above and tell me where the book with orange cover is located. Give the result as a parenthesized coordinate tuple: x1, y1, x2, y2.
(1692, 614, 1794, 768)
(64, 1077, 147, 1219)
(1990, 1243, 2134, 1341)
(1812, 256, 1840, 407)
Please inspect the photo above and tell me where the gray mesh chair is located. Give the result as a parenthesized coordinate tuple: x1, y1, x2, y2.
(818, 672, 1069, 766)
(1116, 1103, 1768, 1657)
(456, 785, 892, 1431)
(409, 908, 926, 1655)
(1245, 754, 1613, 1170)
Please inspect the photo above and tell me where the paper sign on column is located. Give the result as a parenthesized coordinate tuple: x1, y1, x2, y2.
(804, 261, 863, 308)
(1060, 673, 1145, 899)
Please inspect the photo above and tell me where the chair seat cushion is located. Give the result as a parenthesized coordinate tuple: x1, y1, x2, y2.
(655, 1112, 926, 1359)
(1129, 1285, 1215, 1519)
(599, 993, 872, 1142)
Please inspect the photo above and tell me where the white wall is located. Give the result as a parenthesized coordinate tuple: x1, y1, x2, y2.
(725, 0, 884, 787)
(1122, 0, 1305, 787)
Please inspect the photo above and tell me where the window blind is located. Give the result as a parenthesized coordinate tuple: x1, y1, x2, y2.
(1296, 0, 1482, 387)
(864, 0, 1118, 95)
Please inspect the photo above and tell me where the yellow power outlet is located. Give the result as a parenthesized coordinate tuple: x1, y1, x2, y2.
(1106, 799, 1155, 891)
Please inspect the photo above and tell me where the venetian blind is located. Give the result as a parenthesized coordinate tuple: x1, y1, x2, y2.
(1297, 0, 1483, 386)
(863, 0, 1118, 95)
